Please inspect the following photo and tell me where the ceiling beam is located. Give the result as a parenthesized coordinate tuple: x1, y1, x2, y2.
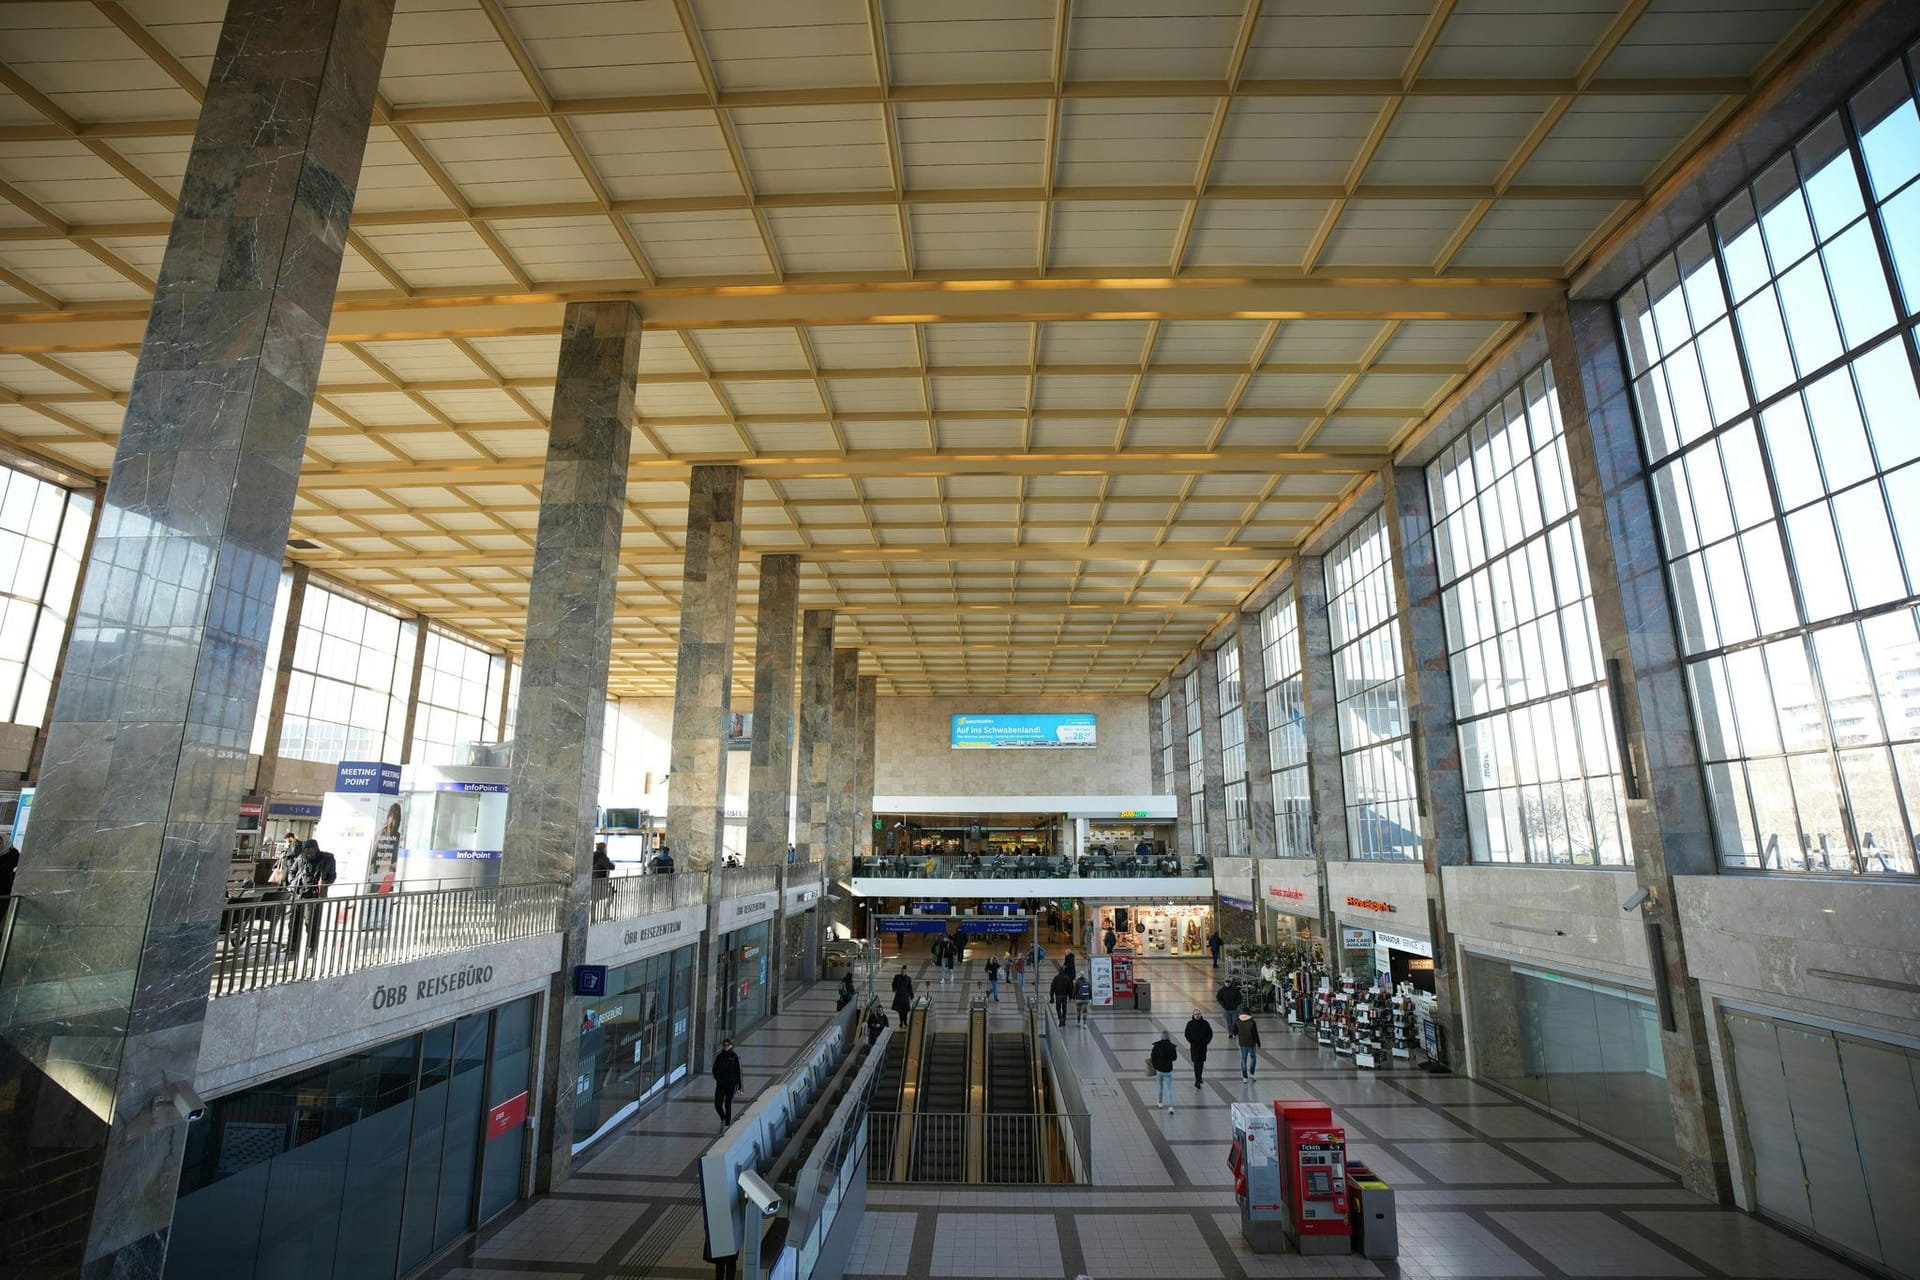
(297, 541, 1298, 569)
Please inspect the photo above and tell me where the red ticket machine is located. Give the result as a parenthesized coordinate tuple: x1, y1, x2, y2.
(1273, 1101, 1350, 1255)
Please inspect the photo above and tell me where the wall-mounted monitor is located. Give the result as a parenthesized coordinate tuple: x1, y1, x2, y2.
(950, 713, 1096, 750)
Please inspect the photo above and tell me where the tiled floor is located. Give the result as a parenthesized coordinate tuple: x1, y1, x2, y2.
(426, 956, 1879, 1280)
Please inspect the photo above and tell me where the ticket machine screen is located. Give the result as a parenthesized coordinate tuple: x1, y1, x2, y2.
(1305, 1169, 1332, 1195)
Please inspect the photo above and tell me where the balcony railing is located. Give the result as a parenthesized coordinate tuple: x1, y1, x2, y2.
(598, 868, 710, 922)
(210, 881, 566, 998)
(714, 863, 781, 898)
(855, 853, 1210, 880)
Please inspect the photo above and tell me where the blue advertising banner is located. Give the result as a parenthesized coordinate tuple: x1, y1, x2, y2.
(407, 848, 503, 861)
(1220, 895, 1254, 910)
(979, 902, 1021, 914)
(958, 918, 1031, 935)
(334, 760, 401, 795)
(950, 713, 1096, 750)
(911, 901, 951, 915)
(877, 918, 949, 934)
(435, 781, 508, 793)
(268, 803, 323, 818)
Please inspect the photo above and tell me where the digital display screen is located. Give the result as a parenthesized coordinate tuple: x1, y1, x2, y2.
(950, 713, 1097, 750)
(1306, 1170, 1332, 1195)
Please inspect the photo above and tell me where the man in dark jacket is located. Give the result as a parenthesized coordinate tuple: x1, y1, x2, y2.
(866, 1004, 888, 1045)
(1217, 979, 1242, 1034)
(712, 1039, 744, 1125)
(1207, 930, 1224, 969)
(1184, 1009, 1214, 1087)
(1103, 926, 1117, 956)
(1149, 1030, 1179, 1113)
(891, 968, 914, 1026)
(1062, 951, 1077, 983)
(1235, 1012, 1263, 1082)
(288, 839, 337, 960)
(1049, 967, 1073, 1027)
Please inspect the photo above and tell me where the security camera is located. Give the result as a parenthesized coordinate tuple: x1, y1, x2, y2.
(738, 1169, 783, 1216)
(1621, 887, 1651, 913)
(157, 1081, 206, 1122)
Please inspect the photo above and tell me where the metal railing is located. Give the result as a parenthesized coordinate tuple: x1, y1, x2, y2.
(210, 881, 566, 997)
(855, 853, 1210, 880)
(865, 1110, 1084, 1184)
(713, 863, 780, 898)
(598, 868, 709, 922)
(1035, 997, 1095, 1181)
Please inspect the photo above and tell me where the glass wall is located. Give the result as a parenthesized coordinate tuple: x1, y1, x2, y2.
(1464, 952, 1674, 1164)
(249, 569, 294, 757)
(1155, 690, 1174, 794)
(278, 582, 418, 765)
(167, 996, 537, 1279)
(0, 462, 91, 728)
(1428, 363, 1631, 866)
(1182, 669, 1207, 855)
(1261, 592, 1312, 858)
(573, 943, 698, 1150)
(411, 627, 508, 767)
(718, 920, 774, 1041)
(1327, 510, 1423, 861)
(1216, 640, 1248, 858)
(1616, 52, 1920, 876)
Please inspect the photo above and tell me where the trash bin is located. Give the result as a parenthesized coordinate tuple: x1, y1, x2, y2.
(1348, 1167, 1397, 1259)
(1133, 978, 1151, 1012)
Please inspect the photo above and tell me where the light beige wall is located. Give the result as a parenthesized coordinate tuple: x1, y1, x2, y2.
(874, 696, 1150, 797)
(608, 697, 749, 816)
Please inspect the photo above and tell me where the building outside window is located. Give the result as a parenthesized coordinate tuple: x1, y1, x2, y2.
(1261, 592, 1312, 858)
(1616, 56, 1920, 876)
(0, 463, 91, 728)
(248, 569, 294, 757)
(1327, 510, 1423, 861)
(1427, 363, 1631, 866)
(410, 627, 508, 767)
(1155, 690, 1174, 795)
(278, 582, 418, 765)
(1182, 668, 1206, 856)
(1216, 639, 1248, 858)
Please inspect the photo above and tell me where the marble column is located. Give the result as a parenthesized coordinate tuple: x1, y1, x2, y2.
(1546, 297, 1731, 1201)
(825, 649, 860, 928)
(1237, 610, 1277, 941)
(795, 610, 835, 866)
(396, 612, 429, 764)
(745, 555, 800, 867)
(1380, 466, 1472, 1070)
(853, 675, 878, 860)
(0, 0, 395, 1270)
(250, 563, 310, 802)
(1168, 667, 1196, 856)
(665, 465, 744, 873)
(1297, 557, 1350, 945)
(1196, 645, 1231, 861)
(500, 300, 644, 1193)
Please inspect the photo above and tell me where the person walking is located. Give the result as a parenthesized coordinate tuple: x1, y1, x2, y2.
(866, 1004, 888, 1045)
(837, 971, 856, 1010)
(1184, 1009, 1214, 1088)
(1049, 966, 1072, 1027)
(1012, 951, 1026, 1001)
(1217, 977, 1242, 1034)
(891, 968, 914, 1026)
(712, 1038, 744, 1126)
(985, 957, 1001, 1002)
(944, 933, 958, 976)
(931, 934, 944, 974)
(1207, 930, 1224, 969)
(1150, 1030, 1179, 1114)
(1103, 926, 1117, 957)
(1235, 1011, 1263, 1082)
(1062, 950, 1076, 983)
(1073, 972, 1092, 1026)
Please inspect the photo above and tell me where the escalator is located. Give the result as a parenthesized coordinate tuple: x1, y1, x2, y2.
(985, 1031, 1038, 1181)
(865, 1024, 908, 1181)
(881, 1000, 929, 1182)
(908, 1031, 967, 1180)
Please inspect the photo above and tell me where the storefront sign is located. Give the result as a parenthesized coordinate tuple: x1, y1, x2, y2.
(369, 962, 494, 1011)
(435, 780, 508, 794)
(1345, 895, 1395, 914)
(1407, 958, 1435, 971)
(1220, 895, 1254, 910)
(238, 800, 263, 817)
(334, 760, 401, 796)
(624, 919, 683, 947)
(1374, 930, 1432, 957)
(721, 893, 776, 924)
(574, 964, 609, 997)
(486, 1091, 528, 1140)
(1090, 956, 1114, 1005)
(1340, 928, 1375, 951)
(1267, 886, 1307, 902)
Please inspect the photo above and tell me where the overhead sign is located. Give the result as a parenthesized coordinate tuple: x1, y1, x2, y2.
(574, 965, 609, 997)
(335, 760, 401, 796)
(268, 803, 323, 818)
(911, 901, 951, 915)
(1375, 930, 1433, 957)
(958, 918, 1031, 935)
(951, 713, 1097, 750)
(979, 902, 1021, 914)
(877, 918, 949, 934)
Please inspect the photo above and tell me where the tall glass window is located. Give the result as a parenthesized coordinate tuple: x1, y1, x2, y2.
(1617, 53, 1920, 876)
(248, 569, 294, 757)
(1261, 593, 1312, 857)
(1428, 363, 1631, 866)
(1182, 668, 1207, 855)
(411, 627, 508, 767)
(279, 583, 417, 765)
(1328, 509, 1422, 860)
(0, 463, 91, 727)
(1155, 690, 1174, 793)
(1217, 640, 1248, 858)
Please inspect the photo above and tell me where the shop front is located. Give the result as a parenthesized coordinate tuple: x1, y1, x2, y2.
(573, 943, 699, 1151)
(1326, 861, 1427, 987)
(1262, 865, 1322, 945)
(1376, 929, 1435, 994)
(715, 890, 779, 1040)
(780, 877, 822, 985)
(1094, 900, 1212, 957)
(168, 996, 538, 1279)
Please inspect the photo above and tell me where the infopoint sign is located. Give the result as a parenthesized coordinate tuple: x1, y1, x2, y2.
(950, 713, 1096, 750)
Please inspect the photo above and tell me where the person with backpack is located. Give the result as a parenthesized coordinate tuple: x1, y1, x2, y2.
(1073, 972, 1092, 1025)
(1235, 1011, 1263, 1081)
(985, 956, 1001, 1002)
(1149, 1030, 1179, 1113)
